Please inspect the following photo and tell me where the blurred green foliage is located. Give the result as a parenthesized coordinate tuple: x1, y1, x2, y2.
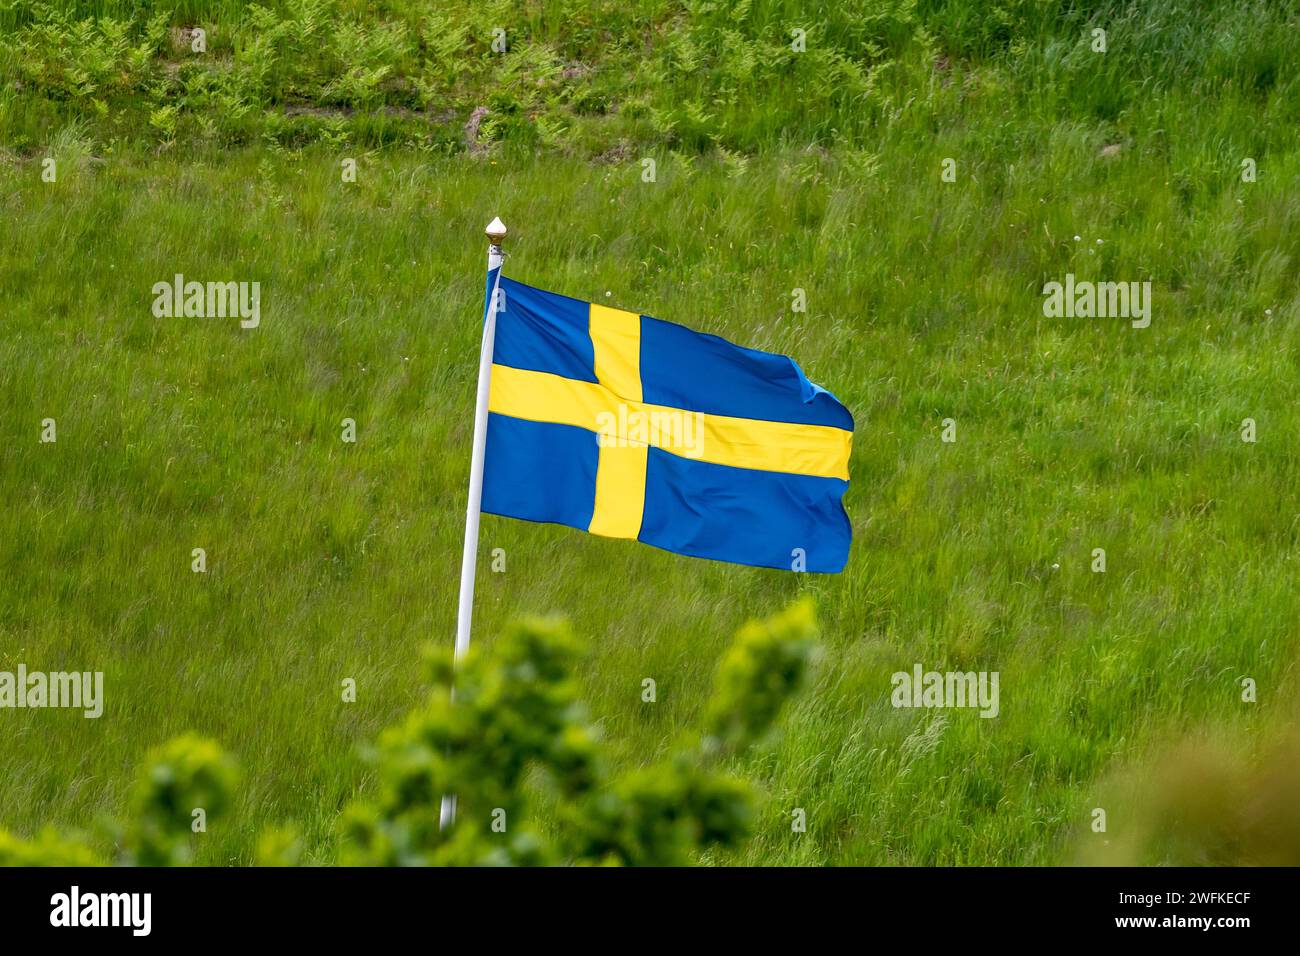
(123, 734, 241, 865)
(0, 599, 818, 866)
(342, 596, 817, 865)
(1076, 719, 1300, 866)
(0, 734, 239, 866)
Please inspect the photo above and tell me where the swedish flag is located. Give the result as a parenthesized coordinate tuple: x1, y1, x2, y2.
(481, 277, 854, 573)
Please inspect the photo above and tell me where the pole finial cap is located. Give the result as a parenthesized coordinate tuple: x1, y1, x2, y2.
(485, 217, 507, 243)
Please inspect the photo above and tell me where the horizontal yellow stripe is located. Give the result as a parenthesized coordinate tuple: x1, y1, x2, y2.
(488, 364, 851, 481)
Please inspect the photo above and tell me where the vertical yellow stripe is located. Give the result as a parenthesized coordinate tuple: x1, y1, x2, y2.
(588, 443, 648, 538)
(589, 303, 642, 401)
(588, 302, 647, 538)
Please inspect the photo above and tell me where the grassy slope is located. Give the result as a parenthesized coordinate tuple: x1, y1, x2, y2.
(2, 1, 1299, 864)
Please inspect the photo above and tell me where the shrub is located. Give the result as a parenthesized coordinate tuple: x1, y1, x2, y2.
(0, 599, 819, 866)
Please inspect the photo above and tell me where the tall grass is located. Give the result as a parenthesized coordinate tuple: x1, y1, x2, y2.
(1, 0, 1298, 864)
(2, 130, 1297, 861)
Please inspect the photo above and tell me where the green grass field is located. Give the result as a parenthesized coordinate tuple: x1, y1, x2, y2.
(2, 0, 1299, 865)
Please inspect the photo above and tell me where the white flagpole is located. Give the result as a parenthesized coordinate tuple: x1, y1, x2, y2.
(439, 216, 507, 831)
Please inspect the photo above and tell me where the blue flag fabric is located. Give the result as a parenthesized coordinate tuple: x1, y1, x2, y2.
(480, 277, 854, 573)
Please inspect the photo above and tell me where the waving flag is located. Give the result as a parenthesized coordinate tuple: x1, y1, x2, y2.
(441, 219, 851, 827)
(479, 277, 854, 573)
